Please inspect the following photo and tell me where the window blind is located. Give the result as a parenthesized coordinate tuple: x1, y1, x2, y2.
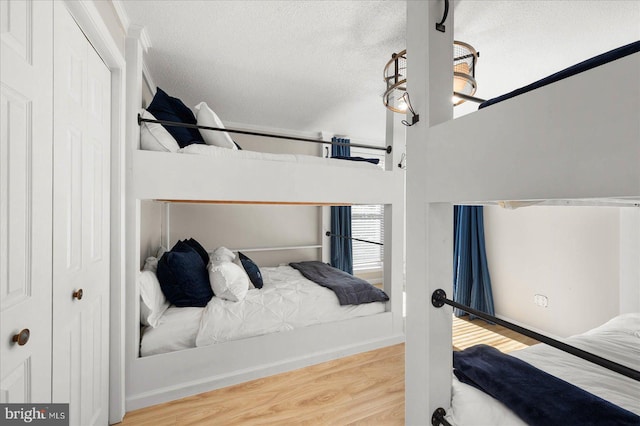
(352, 204, 384, 271)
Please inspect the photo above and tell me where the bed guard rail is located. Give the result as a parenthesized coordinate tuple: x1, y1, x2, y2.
(432, 289, 640, 382)
(325, 231, 383, 246)
(452, 91, 486, 104)
(138, 115, 392, 153)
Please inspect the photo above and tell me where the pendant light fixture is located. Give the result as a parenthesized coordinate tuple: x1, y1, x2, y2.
(383, 40, 485, 119)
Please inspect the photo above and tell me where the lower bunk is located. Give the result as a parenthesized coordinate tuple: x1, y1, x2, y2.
(435, 308, 640, 425)
(128, 243, 403, 410)
(140, 263, 387, 357)
(127, 311, 402, 410)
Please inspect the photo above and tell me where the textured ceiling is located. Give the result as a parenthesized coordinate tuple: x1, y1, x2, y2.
(453, 0, 640, 117)
(121, 1, 640, 144)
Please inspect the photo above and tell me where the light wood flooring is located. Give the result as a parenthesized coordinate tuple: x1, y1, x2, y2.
(452, 315, 539, 353)
(118, 316, 537, 426)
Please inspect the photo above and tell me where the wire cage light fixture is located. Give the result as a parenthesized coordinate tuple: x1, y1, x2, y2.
(453, 41, 479, 106)
(383, 49, 408, 113)
(383, 41, 484, 116)
(383, 50, 419, 126)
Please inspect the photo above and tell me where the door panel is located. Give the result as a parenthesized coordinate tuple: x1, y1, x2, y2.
(0, 0, 52, 404)
(52, 3, 110, 425)
(0, 0, 32, 63)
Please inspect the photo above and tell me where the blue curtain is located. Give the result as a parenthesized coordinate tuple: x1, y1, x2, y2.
(330, 137, 353, 274)
(453, 206, 495, 318)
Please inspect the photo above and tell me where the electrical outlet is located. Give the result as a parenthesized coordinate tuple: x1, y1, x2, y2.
(534, 294, 548, 308)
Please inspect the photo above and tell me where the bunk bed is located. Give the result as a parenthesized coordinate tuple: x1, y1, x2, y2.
(448, 313, 640, 425)
(124, 32, 405, 411)
(404, 2, 640, 424)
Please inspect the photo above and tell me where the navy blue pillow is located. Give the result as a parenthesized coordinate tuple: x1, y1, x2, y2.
(157, 241, 213, 307)
(184, 238, 209, 266)
(147, 87, 204, 148)
(239, 252, 263, 289)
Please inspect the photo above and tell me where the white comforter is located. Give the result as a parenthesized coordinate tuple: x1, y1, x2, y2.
(179, 143, 381, 170)
(195, 265, 385, 346)
(140, 266, 386, 356)
(448, 313, 640, 425)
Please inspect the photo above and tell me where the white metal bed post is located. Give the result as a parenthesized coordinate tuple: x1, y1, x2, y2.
(405, 1, 454, 424)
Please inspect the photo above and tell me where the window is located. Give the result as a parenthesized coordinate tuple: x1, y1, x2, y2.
(347, 146, 385, 272)
(352, 204, 384, 271)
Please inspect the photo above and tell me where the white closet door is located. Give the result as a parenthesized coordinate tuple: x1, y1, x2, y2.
(0, 0, 53, 403)
(52, 3, 110, 425)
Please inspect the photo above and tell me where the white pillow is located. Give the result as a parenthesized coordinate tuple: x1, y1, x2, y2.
(194, 102, 237, 150)
(208, 247, 249, 301)
(155, 246, 168, 259)
(143, 256, 159, 273)
(140, 110, 181, 152)
(209, 262, 250, 302)
(138, 269, 169, 327)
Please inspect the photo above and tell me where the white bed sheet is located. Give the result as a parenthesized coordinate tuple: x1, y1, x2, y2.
(448, 313, 640, 425)
(195, 265, 386, 346)
(178, 143, 382, 170)
(140, 306, 203, 357)
(140, 265, 386, 356)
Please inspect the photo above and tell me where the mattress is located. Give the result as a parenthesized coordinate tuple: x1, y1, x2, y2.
(479, 40, 640, 109)
(178, 143, 382, 170)
(196, 265, 386, 346)
(140, 265, 386, 356)
(140, 306, 203, 357)
(448, 313, 640, 425)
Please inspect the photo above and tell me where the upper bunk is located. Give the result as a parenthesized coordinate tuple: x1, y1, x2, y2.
(131, 147, 404, 205)
(421, 40, 640, 204)
(130, 77, 404, 207)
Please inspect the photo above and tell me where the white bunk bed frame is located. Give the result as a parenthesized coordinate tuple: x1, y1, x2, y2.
(404, 2, 640, 425)
(124, 32, 405, 410)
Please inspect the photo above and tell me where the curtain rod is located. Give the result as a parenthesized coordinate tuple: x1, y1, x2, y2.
(138, 114, 392, 153)
(431, 289, 640, 382)
(325, 231, 383, 246)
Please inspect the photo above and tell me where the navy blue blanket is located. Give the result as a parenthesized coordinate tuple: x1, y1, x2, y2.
(480, 40, 640, 109)
(454, 345, 640, 426)
(289, 261, 389, 305)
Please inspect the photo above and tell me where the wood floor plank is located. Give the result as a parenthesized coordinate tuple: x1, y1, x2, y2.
(119, 317, 537, 425)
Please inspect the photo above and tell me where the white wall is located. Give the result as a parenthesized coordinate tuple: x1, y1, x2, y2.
(168, 203, 322, 267)
(483, 205, 621, 337)
(230, 129, 322, 156)
(620, 208, 640, 314)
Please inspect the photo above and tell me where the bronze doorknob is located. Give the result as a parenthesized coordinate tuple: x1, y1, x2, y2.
(73, 289, 83, 300)
(12, 329, 30, 346)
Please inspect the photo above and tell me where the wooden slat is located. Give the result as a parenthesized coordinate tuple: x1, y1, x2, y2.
(154, 199, 352, 206)
(118, 317, 538, 425)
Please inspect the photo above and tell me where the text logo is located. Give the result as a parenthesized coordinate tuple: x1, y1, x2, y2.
(1, 404, 68, 425)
